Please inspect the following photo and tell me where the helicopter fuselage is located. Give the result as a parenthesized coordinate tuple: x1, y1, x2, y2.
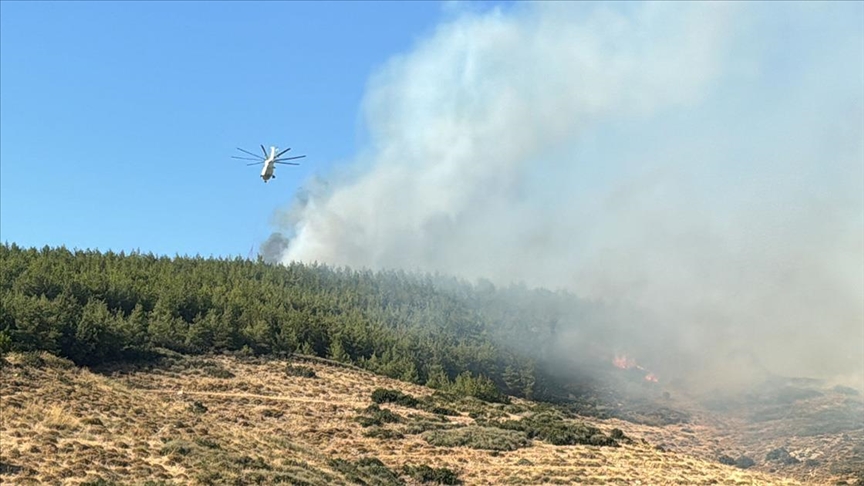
(260, 146, 277, 182)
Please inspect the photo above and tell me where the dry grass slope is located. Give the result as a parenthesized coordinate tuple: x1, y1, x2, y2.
(1, 352, 809, 485)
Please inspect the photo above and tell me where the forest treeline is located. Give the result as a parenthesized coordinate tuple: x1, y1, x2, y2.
(0, 243, 611, 402)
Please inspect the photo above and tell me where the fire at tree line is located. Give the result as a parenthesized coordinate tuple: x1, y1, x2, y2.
(1, 242, 653, 409)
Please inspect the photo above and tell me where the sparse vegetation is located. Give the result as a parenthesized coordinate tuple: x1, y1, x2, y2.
(0, 351, 823, 485)
(363, 427, 405, 440)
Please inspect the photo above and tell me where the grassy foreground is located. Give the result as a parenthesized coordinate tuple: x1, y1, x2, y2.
(0, 351, 807, 486)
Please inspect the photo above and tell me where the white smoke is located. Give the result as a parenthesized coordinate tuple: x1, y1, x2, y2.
(276, 2, 864, 388)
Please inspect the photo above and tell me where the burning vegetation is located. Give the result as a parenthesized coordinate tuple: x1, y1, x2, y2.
(613, 354, 659, 383)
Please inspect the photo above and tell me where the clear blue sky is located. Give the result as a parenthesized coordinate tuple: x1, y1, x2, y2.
(0, 1, 493, 258)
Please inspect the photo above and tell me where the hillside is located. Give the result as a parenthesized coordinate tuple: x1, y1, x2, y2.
(1, 245, 861, 485)
(1, 351, 812, 486)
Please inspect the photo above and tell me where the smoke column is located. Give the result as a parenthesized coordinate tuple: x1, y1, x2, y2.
(273, 2, 864, 389)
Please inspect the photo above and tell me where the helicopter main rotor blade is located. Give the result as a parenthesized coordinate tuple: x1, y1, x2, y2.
(274, 155, 306, 162)
(232, 156, 261, 161)
(261, 145, 268, 157)
(236, 147, 261, 159)
(275, 147, 292, 158)
(274, 162, 301, 165)
(246, 162, 264, 166)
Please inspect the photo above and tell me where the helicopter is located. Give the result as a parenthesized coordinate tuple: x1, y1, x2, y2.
(233, 145, 306, 183)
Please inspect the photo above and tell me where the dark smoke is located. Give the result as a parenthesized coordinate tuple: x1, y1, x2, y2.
(259, 232, 291, 264)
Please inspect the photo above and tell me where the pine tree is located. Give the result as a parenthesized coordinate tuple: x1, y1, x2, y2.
(425, 363, 452, 390)
(299, 341, 315, 356)
(328, 337, 350, 363)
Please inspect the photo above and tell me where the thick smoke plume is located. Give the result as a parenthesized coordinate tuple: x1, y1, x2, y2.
(272, 3, 864, 390)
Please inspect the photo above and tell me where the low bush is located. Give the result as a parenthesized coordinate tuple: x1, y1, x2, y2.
(402, 464, 462, 485)
(329, 457, 404, 486)
(735, 455, 756, 469)
(285, 364, 317, 378)
(371, 388, 419, 408)
(421, 426, 530, 451)
(261, 408, 284, 418)
(766, 447, 800, 465)
(488, 411, 619, 447)
(403, 420, 462, 435)
(188, 401, 208, 414)
(355, 404, 403, 427)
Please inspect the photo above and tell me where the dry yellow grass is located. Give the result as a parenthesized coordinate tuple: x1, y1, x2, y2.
(0, 352, 824, 485)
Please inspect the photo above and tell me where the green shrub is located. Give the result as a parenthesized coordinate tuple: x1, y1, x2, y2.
(451, 372, 509, 403)
(261, 408, 284, 418)
(402, 464, 462, 485)
(0, 331, 12, 358)
(285, 364, 317, 378)
(421, 426, 530, 451)
(329, 457, 404, 486)
(233, 455, 271, 470)
(355, 404, 403, 427)
(488, 411, 619, 447)
(188, 401, 208, 414)
(371, 388, 419, 408)
(80, 479, 118, 486)
(766, 447, 800, 465)
(403, 419, 462, 435)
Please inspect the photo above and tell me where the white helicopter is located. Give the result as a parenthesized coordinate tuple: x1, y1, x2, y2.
(233, 145, 306, 183)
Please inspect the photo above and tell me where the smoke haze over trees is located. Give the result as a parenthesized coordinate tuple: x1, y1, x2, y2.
(267, 2, 864, 391)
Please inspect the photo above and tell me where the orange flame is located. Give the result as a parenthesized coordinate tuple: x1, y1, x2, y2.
(613, 354, 659, 383)
(613, 354, 637, 369)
